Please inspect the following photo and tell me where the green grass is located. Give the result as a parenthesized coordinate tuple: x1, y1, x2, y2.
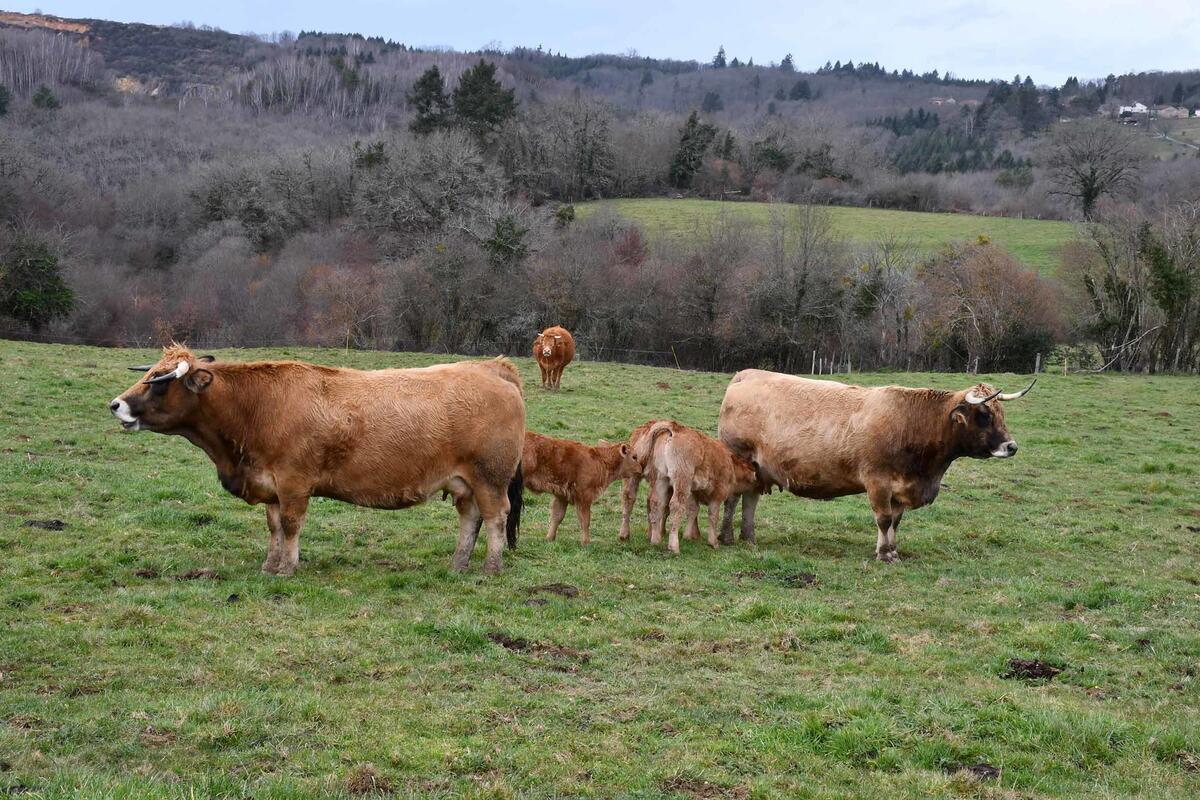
(2, 339, 1200, 798)
(579, 198, 1079, 275)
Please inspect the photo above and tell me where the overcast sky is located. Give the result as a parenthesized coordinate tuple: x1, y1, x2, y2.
(12, 0, 1199, 85)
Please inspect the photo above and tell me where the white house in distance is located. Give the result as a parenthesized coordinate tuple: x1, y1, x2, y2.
(1156, 106, 1191, 119)
(1119, 101, 1149, 115)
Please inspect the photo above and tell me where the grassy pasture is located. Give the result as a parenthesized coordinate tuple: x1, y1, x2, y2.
(578, 198, 1078, 275)
(2, 339, 1199, 799)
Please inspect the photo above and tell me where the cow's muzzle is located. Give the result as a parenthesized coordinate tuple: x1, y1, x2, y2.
(992, 440, 1018, 458)
(110, 398, 140, 430)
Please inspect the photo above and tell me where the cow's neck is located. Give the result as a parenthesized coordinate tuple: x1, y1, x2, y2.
(886, 389, 965, 479)
(175, 370, 273, 477)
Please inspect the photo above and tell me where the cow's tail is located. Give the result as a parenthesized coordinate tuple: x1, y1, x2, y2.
(506, 461, 523, 549)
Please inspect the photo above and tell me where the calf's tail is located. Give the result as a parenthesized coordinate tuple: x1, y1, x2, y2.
(506, 462, 523, 549)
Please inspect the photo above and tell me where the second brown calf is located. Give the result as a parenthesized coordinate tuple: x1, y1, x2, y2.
(523, 430, 641, 544)
(635, 421, 760, 553)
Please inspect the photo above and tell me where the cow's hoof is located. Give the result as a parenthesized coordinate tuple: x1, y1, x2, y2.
(483, 561, 502, 576)
(875, 550, 901, 564)
(275, 564, 297, 577)
(261, 561, 278, 575)
(450, 559, 470, 573)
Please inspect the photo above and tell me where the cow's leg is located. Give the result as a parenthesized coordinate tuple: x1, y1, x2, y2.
(887, 511, 904, 561)
(262, 503, 284, 575)
(546, 495, 568, 541)
(538, 363, 548, 388)
(739, 492, 760, 543)
(868, 486, 899, 563)
(275, 494, 310, 577)
(648, 477, 671, 546)
(474, 487, 510, 575)
(619, 475, 641, 541)
(720, 494, 739, 545)
(553, 366, 563, 390)
(451, 495, 482, 572)
(706, 501, 722, 548)
(575, 500, 593, 546)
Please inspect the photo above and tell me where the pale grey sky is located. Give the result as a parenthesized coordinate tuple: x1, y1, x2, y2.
(11, 0, 1200, 84)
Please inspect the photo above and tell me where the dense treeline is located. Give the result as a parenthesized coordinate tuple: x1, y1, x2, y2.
(0, 20, 1199, 372)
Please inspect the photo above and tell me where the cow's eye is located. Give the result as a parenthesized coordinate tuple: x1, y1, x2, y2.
(977, 407, 991, 423)
(150, 380, 170, 397)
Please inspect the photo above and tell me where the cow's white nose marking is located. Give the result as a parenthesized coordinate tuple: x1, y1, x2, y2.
(111, 398, 138, 427)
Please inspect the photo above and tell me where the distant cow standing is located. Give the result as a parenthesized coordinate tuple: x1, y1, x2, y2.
(109, 345, 526, 576)
(634, 421, 760, 553)
(522, 431, 641, 544)
(718, 370, 1034, 562)
(533, 326, 575, 389)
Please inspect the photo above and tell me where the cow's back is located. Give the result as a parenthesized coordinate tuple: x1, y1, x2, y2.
(718, 369, 868, 497)
(289, 359, 524, 504)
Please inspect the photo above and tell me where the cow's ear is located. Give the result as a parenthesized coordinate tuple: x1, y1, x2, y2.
(619, 443, 629, 456)
(949, 404, 969, 426)
(184, 368, 213, 394)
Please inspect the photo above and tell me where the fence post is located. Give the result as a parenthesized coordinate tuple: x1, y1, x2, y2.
(1034, 352, 1041, 374)
(811, 350, 816, 375)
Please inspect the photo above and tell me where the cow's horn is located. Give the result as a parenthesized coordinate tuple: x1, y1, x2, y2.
(965, 386, 1002, 405)
(998, 379, 1036, 401)
(127, 364, 156, 372)
(143, 360, 190, 385)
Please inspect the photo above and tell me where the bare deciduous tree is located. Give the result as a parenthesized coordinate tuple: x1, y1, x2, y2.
(1043, 119, 1146, 219)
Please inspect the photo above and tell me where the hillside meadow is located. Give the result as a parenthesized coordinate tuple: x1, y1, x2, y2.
(1, 340, 1199, 798)
(579, 199, 1078, 275)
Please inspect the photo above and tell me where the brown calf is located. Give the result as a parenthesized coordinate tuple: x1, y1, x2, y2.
(522, 430, 641, 544)
(110, 345, 526, 575)
(635, 421, 759, 553)
(533, 326, 575, 389)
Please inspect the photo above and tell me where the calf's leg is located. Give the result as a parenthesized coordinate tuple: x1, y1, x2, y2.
(575, 499, 593, 545)
(648, 477, 671, 546)
(546, 495, 568, 541)
(619, 475, 640, 541)
(707, 501, 722, 548)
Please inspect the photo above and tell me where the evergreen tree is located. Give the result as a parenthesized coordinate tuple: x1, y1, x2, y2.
(0, 229, 73, 331)
(452, 60, 518, 139)
(717, 130, 737, 160)
(640, 69, 654, 87)
(729, 57, 741, 68)
(31, 85, 59, 110)
(406, 65, 451, 134)
(773, 87, 786, 101)
(0, 85, 9, 116)
(1172, 81, 1184, 105)
(702, 91, 725, 112)
(712, 46, 727, 69)
(780, 53, 795, 73)
(669, 111, 718, 188)
(788, 79, 811, 100)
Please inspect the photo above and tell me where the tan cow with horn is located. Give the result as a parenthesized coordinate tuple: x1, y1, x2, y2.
(110, 344, 525, 575)
(718, 370, 1035, 562)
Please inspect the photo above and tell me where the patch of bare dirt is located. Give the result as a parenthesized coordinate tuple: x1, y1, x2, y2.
(943, 762, 1000, 780)
(659, 776, 748, 799)
(22, 519, 65, 531)
(1001, 658, 1064, 681)
(525, 582, 579, 598)
(132, 567, 159, 579)
(655, 381, 671, 390)
(1174, 752, 1200, 772)
(487, 632, 590, 670)
(140, 725, 176, 746)
(733, 569, 816, 587)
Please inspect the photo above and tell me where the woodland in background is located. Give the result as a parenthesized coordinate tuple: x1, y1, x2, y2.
(0, 21, 1198, 372)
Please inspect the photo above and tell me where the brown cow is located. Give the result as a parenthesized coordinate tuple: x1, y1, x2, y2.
(522, 431, 641, 544)
(718, 370, 1034, 562)
(109, 345, 525, 575)
(635, 421, 760, 554)
(533, 326, 575, 389)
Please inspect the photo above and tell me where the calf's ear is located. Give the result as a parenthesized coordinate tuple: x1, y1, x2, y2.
(619, 443, 630, 455)
(184, 368, 214, 394)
